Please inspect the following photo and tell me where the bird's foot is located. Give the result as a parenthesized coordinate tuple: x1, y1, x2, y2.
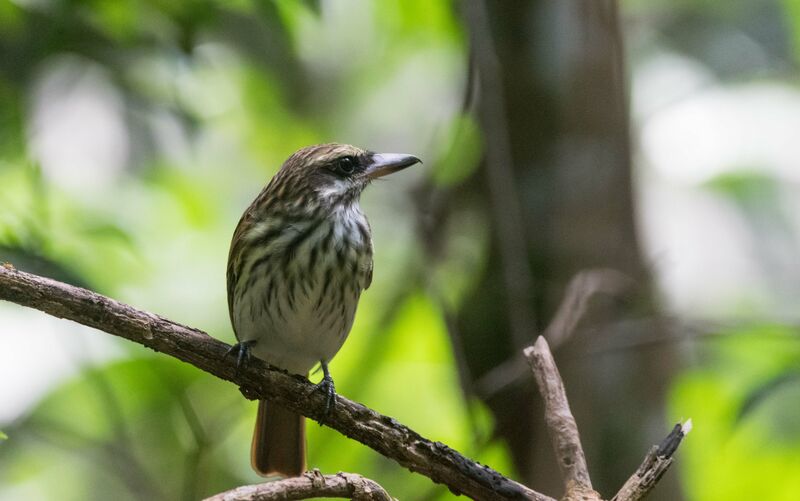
(312, 360, 336, 420)
(226, 340, 256, 373)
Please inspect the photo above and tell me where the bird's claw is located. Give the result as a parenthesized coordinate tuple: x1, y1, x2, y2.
(315, 374, 336, 418)
(311, 360, 336, 420)
(226, 340, 256, 373)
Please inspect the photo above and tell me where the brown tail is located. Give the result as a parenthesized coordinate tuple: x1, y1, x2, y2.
(251, 400, 306, 477)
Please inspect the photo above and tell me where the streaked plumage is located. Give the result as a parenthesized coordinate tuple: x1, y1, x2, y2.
(226, 143, 419, 477)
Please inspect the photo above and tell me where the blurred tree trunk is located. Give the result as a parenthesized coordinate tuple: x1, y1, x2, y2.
(454, 1, 681, 498)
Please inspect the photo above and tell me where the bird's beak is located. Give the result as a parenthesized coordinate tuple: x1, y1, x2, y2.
(364, 153, 421, 180)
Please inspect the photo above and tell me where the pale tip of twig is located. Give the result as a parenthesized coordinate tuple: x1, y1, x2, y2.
(523, 336, 547, 359)
(681, 419, 693, 434)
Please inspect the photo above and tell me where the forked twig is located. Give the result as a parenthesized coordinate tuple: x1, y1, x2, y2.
(611, 421, 692, 501)
(523, 334, 689, 501)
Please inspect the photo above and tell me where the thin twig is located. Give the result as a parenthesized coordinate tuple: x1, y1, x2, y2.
(611, 420, 692, 501)
(544, 269, 633, 349)
(204, 470, 393, 501)
(524, 337, 599, 500)
(0, 265, 549, 501)
(475, 268, 632, 399)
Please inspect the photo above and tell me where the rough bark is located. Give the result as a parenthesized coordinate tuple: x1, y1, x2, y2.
(611, 421, 692, 501)
(524, 337, 596, 498)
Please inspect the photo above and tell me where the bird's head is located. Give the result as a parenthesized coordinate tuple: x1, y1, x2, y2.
(270, 143, 420, 208)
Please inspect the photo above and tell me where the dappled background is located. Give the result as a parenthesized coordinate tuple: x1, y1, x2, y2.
(1, 1, 799, 500)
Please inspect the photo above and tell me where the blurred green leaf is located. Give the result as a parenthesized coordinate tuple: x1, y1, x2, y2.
(84, 0, 144, 42)
(670, 326, 800, 501)
(0, 1, 22, 31)
(430, 114, 482, 186)
(704, 170, 778, 205)
(0, 246, 91, 288)
(738, 370, 800, 425)
(1, 356, 249, 500)
(784, 0, 800, 64)
(80, 223, 137, 249)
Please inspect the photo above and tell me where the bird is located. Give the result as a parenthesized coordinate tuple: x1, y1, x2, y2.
(225, 143, 420, 477)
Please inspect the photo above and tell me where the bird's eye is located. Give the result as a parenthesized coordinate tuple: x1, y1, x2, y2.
(336, 156, 357, 175)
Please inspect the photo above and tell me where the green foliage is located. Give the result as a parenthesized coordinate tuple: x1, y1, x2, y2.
(2, 0, 796, 499)
(0, 357, 249, 500)
(670, 326, 800, 501)
(0, 1, 484, 499)
(430, 115, 483, 187)
(784, 0, 800, 63)
(704, 171, 777, 203)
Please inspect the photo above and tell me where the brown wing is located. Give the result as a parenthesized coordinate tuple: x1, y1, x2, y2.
(362, 219, 373, 290)
(226, 207, 256, 336)
(227, 175, 280, 333)
(364, 260, 373, 290)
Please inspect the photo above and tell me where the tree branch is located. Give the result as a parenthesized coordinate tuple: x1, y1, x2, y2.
(204, 470, 393, 501)
(611, 420, 692, 501)
(542, 269, 633, 349)
(0, 265, 547, 501)
(524, 337, 599, 501)
(522, 332, 689, 501)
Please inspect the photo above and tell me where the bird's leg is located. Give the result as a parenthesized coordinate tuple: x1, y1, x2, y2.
(225, 339, 257, 373)
(313, 360, 336, 418)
